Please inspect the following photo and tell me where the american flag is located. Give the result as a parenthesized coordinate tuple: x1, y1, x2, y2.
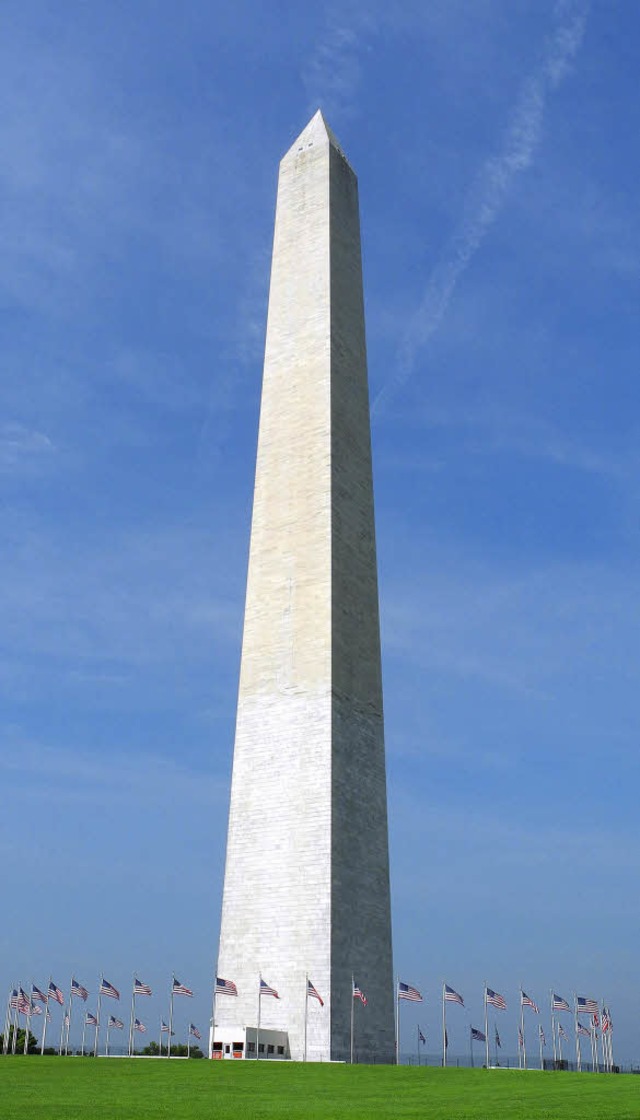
(495, 1028, 501, 1049)
(539, 1026, 546, 1045)
(577, 1021, 591, 1038)
(72, 979, 89, 1001)
(398, 981, 422, 1002)
(577, 996, 598, 1015)
(134, 1018, 146, 1033)
(592, 1012, 600, 1029)
(444, 984, 464, 1006)
(17, 990, 31, 1015)
(9, 990, 19, 1009)
(307, 980, 324, 1006)
(419, 1028, 426, 1045)
(108, 1016, 124, 1029)
(172, 978, 193, 997)
(486, 988, 507, 1010)
(260, 978, 279, 999)
(31, 985, 47, 1003)
(552, 993, 570, 1013)
(471, 1027, 486, 1043)
(352, 982, 367, 1006)
(160, 1021, 173, 1034)
(189, 1023, 201, 1040)
(30, 1004, 43, 1016)
(518, 1027, 524, 1048)
(521, 991, 539, 1013)
(49, 981, 64, 1005)
(215, 977, 237, 996)
(134, 978, 152, 996)
(99, 979, 119, 1000)
(558, 1023, 568, 1041)
(602, 1010, 611, 1033)
(86, 1012, 98, 1027)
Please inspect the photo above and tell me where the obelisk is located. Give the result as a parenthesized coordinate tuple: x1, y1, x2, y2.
(216, 111, 394, 1063)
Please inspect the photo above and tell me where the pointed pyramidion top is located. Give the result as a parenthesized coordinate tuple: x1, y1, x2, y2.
(283, 109, 352, 168)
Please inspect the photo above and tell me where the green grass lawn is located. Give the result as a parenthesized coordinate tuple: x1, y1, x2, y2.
(0, 1058, 637, 1120)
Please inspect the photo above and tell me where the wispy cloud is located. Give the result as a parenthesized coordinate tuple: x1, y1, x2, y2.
(374, 0, 589, 415)
(304, 3, 376, 120)
(0, 423, 55, 474)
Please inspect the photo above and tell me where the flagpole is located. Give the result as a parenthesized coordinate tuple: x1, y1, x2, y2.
(187, 1026, 191, 1060)
(159, 1018, 162, 1056)
(2, 988, 11, 1055)
(469, 1025, 473, 1068)
(350, 975, 354, 1065)
(60, 978, 71, 1056)
(538, 1025, 543, 1070)
(304, 974, 308, 1063)
(94, 979, 102, 1058)
(257, 975, 262, 1062)
(441, 983, 447, 1068)
(519, 989, 526, 1070)
(573, 993, 581, 1073)
(11, 994, 19, 1054)
(168, 976, 175, 1059)
(210, 978, 217, 1061)
(81, 1014, 86, 1057)
(557, 1018, 563, 1063)
(23, 982, 32, 1055)
(65, 977, 76, 1055)
(41, 979, 51, 1056)
(550, 991, 556, 1065)
(395, 975, 399, 1066)
(106, 1015, 111, 1058)
(128, 973, 135, 1058)
(483, 983, 489, 1068)
(416, 1023, 420, 1068)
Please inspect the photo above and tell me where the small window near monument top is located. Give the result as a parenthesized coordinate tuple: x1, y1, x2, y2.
(277, 1045, 284, 1055)
(258, 1044, 265, 1053)
(247, 1042, 255, 1052)
(267, 1044, 274, 1054)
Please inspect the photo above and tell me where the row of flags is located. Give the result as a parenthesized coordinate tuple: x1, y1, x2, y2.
(2, 976, 200, 1058)
(436, 983, 615, 1072)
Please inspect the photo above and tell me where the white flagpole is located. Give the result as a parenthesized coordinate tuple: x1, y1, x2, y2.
(257, 976, 262, 1061)
(23, 984, 33, 1055)
(416, 1024, 420, 1068)
(64, 976, 74, 1055)
(395, 975, 399, 1066)
(106, 1016, 111, 1058)
(441, 983, 447, 1068)
(304, 974, 308, 1063)
(550, 991, 557, 1065)
(81, 1014, 87, 1057)
(11, 993, 20, 1054)
(60, 979, 72, 1056)
(168, 976, 175, 1059)
(608, 1012, 614, 1072)
(187, 1026, 191, 1060)
(128, 973, 135, 1058)
(483, 984, 489, 1068)
(602, 1005, 608, 1073)
(538, 1026, 544, 1070)
(210, 979, 217, 1060)
(41, 979, 52, 1056)
(93, 980, 102, 1058)
(519, 989, 526, 1070)
(3, 988, 12, 1055)
(598, 1002, 606, 1072)
(159, 1018, 163, 1056)
(557, 1020, 563, 1063)
(573, 994, 581, 1073)
(350, 975, 355, 1065)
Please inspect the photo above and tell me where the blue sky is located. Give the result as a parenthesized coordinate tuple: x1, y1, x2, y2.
(2, 0, 639, 1062)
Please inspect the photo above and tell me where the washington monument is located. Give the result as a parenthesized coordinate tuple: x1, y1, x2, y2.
(215, 111, 394, 1063)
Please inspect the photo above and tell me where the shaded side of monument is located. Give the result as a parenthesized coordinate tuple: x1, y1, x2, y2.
(215, 111, 395, 1064)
